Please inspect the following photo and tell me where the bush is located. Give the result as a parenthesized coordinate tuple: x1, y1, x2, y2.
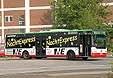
(107, 73, 113, 78)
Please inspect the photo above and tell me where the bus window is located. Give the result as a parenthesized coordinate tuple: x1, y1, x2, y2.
(92, 35, 106, 48)
(96, 36, 106, 48)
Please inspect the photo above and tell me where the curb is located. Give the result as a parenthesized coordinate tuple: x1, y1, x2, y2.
(0, 55, 112, 60)
(0, 58, 20, 60)
(46, 71, 112, 76)
(107, 55, 113, 58)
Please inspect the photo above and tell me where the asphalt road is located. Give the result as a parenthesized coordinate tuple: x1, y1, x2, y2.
(0, 57, 112, 78)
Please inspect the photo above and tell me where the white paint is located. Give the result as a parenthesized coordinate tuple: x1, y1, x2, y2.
(91, 47, 107, 53)
(30, 6, 51, 10)
(25, 0, 30, 33)
(0, 25, 52, 29)
(1, 7, 25, 11)
(0, 6, 51, 11)
(30, 25, 52, 28)
(5, 47, 36, 56)
(46, 47, 79, 56)
(102, 2, 113, 6)
(1, 0, 4, 40)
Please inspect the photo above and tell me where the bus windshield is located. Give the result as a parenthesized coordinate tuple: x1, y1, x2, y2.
(92, 35, 106, 48)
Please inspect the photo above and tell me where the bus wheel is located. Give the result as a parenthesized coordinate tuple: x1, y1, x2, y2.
(67, 51, 75, 60)
(23, 51, 30, 59)
(82, 57, 88, 60)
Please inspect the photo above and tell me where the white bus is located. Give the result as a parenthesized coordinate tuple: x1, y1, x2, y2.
(5, 29, 107, 60)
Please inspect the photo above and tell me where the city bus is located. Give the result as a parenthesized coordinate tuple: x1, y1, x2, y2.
(5, 29, 107, 60)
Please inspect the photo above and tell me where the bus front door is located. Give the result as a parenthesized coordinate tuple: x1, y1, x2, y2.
(36, 37, 46, 58)
(79, 35, 91, 57)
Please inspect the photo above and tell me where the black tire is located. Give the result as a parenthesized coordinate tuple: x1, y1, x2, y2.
(82, 57, 88, 60)
(67, 51, 75, 60)
(23, 51, 31, 59)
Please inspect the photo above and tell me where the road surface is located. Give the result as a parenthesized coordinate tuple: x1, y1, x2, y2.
(0, 57, 112, 78)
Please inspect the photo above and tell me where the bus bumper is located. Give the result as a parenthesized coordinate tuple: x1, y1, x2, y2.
(91, 53, 107, 57)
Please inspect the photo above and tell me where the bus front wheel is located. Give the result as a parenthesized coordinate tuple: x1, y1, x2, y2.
(23, 51, 31, 59)
(66, 51, 75, 60)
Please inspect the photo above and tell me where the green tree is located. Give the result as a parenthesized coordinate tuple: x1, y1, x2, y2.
(50, 0, 113, 53)
(50, 0, 112, 30)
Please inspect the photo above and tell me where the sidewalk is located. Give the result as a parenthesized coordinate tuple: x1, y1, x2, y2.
(0, 72, 112, 78)
(0, 57, 20, 60)
(107, 54, 113, 58)
(0, 54, 112, 60)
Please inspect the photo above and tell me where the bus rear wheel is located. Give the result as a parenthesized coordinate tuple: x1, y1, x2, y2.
(67, 51, 75, 60)
(23, 51, 31, 59)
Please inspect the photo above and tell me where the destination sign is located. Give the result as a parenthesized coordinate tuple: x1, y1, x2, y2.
(93, 31, 105, 35)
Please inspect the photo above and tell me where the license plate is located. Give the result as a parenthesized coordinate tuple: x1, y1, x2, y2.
(100, 53, 103, 55)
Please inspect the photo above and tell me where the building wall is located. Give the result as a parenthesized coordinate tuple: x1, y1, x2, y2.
(4, 0, 25, 8)
(30, 28, 51, 32)
(4, 10, 25, 26)
(30, 9, 54, 26)
(4, 28, 26, 38)
(4, 29, 20, 34)
(0, 29, 2, 37)
(103, 0, 113, 3)
(0, 12, 1, 27)
(0, 0, 1, 8)
(30, 0, 52, 7)
(0, 29, 2, 44)
(1, 0, 53, 41)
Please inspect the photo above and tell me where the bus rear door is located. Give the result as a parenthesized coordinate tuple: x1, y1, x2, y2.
(36, 36, 46, 58)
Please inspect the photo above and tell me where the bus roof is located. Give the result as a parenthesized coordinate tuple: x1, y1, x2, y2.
(6, 29, 103, 35)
